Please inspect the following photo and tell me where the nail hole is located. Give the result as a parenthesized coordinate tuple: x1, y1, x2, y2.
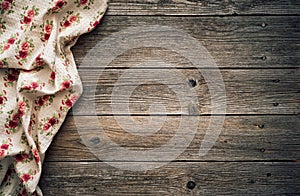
(261, 23, 267, 28)
(250, 179, 256, 184)
(224, 140, 228, 143)
(261, 55, 267, 61)
(260, 148, 265, 152)
(188, 79, 197, 88)
(267, 173, 271, 177)
(187, 181, 196, 190)
(90, 137, 100, 145)
(272, 79, 280, 83)
(273, 102, 279, 106)
(93, 187, 97, 191)
(258, 124, 264, 129)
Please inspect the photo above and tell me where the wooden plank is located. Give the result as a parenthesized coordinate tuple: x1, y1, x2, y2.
(45, 116, 300, 162)
(106, 0, 300, 16)
(71, 69, 300, 115)
(73, 16, 300, 68)
(39, 162, 300, 195)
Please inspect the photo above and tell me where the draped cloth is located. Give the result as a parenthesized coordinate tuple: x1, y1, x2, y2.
(0, 0, 108, 194)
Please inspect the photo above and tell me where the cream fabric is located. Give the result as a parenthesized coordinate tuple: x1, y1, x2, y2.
(0, 0, 108, 195)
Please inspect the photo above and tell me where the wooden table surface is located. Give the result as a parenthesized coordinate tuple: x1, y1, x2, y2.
(39, 1, 300, 195)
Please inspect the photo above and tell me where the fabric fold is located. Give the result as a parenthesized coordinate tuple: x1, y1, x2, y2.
(0, 0, 108, 195)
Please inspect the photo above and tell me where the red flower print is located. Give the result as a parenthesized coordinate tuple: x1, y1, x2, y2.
(1, 1, 10, 10)
(3, 43, 10, 50)
(44, 33, 50, 41)
(43, 122, 51, 131)
(56, 0, 65, 7)
(63, 20, 71, 28)
(33, 148, 40, 163)
(7, 38, 15, 44)
(7, 73, 18, 81)
(92, 20, 100, 27)
(27, 10, 35, 18)
(50, 72, 55, 80)
(0, 150, 4, 157)
(18, 101, 26, 115)
(1, 144, 9, 150)
(22, 84, 32, 90)
(65, 98, 73, 108)
(19, 50, 28, 58)
(21, 42, 30, 51)
(15, 153, 29, 162)
(23, 16, 32, 25)
(6, 0, 13, 3)
(42, 95, 50, 101)
(61, 80, 71, 90)
(12, 113, 21, 121)
(80, 0, 88, 5)
(69, 15, 77, 23)
(35, 55, 44, 66)
(8, 120, 18, 128)
(20, 173, 31, 183)
(31, 82, 39, 89)
(0, 61, 3, 68)
(48, 117, 57, 126)
(37, 98, 44, 106)
(45, 24, 52, 33)
(0, 96, 3, 104)
(18, 101, 26, 110)
(7, 74, 18, 82)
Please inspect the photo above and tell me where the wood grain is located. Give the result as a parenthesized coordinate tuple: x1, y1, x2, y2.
(45, 116, 300, 162)
(39, 162, 300, 195)
(106, 0, 300, 16)
(72, 16, 300, 68)
(71, 68, 300, 115)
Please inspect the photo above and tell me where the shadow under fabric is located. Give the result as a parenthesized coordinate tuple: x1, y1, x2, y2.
(0, 0, 108, 195)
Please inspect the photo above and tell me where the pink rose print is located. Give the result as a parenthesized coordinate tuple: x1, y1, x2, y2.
(40, 20, 53, 42)
(60, 79, 73, 91)
(0, 0, 15, 14)
(20, 5, 39, 30)
(33, 148, 40, 163)
(43, 122, 51, 131)
(60, 94, 78, 111)
(3, 43, 10, 51)
(3, 68, 19, 87)
(7, 37, 15, 44)
(27, 9, 35, 18)
(40, 114, 60, 135)
(59, 11, 81, 31)
(21, 81, 40, 92)
(69, 15, 77, 22)
(21, 42, 30, 50)
(1, 1, 10, 10)
(15, 37, 34, 64)
(45, 24, 52, 33)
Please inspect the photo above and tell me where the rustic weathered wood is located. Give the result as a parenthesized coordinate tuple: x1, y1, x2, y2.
(106, 0, 300, 16)
(73, 16, 300, 68)
(39, 162, 300, 195)
(41, 2, 300, 195)
(70, 69, 300, 115)
(45, 116, 300, 162)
